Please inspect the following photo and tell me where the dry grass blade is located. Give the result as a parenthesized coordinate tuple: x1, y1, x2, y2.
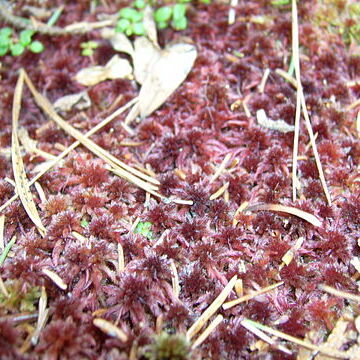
(291, 0, 331, 205)
(209, 182, 229, 200)
(318, 284, 360, 303)
(222, 282, 284, 310)
(93, 318, 128, 342)
(11, 70, 46, 236)
(245, 203, 321, 227)
(192, 315, 223, 349)
(241, 319, 348, 359)
(22, 71, 160, 195)
(186, 275, 237, 340)
(0, 97, 139, 213)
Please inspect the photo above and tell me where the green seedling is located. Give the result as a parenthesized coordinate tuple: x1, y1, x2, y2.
(0, 27, 44, 56)
(134, 221, 153, 240)
(80, 40, 99, 56)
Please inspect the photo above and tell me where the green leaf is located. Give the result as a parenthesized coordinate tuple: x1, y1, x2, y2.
(132, 22, 145, 36)
(28, 41, 44, 53)
(116, 18, 131, 33)
(172, 4, 186, 21)
(0, 236, 16, 266)
(19, 29, 34, 46)
(199, 0, 211, 3)
(81, 48, 93, 56)
(134, 221, 153, 239)
(125, 27, 133, 36)
(10, 43, 25, 56)
(47, 6, 63, 26)
(0, 27, 13, 37)
(154, 6, 172, 23)
(157, 21, 169, 30)
(271, 0, 290, 5)
(81, 218, 89, 227)
(134, 0, 146, 9)
(0, 46, 8, 56)
(0, 36, 10, 48)
(172, 16, 187, 31)
(119, 7, 143, 22)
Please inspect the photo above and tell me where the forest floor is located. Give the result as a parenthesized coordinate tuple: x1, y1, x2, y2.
(1, 0, 360, 359)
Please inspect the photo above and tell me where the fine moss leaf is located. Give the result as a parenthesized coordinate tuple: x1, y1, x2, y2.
(11, 70, 46, 236)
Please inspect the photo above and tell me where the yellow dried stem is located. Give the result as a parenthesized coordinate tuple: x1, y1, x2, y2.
(71, 231, 88, 244)
(42, 268, 67, 290)
(0, 276, 9, 297)
(11, 70, 46, 236)
(93, 318, 128, 342)
(31, 286, 49, 345)
(275, 69, 297, 88)
(192, 315, 223, 349)
(186, 275, 237, 340)
(235, 279, 243, 297)
(223, 282, 284, 310)
(233, 201, 249, 226)
(347, 99, 360, 111)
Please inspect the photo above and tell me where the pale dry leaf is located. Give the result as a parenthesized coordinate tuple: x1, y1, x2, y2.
(101, 28, 134, 57)
(53, 91, 91, 112)
(138, 42, 197, 118)
(133, 36, 161, 85)
(11, 70, 46, 236)
(142, 5, 158, 47)
(75, 55, 133, 86)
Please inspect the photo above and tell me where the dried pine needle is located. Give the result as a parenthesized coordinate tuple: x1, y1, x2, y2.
(275, 68, 297, 88)
(235, 279, 243, 297)
(1, 81, 137, 214)
(223, 282, 284, 310)
(170, 259, 180, 298)
(241, 319, 348, 359)
(192, 315, 223, 349)
(118, 243, 125, 274)
(291, 0, 331, 205)
(209, 182, 229, 200)
(233, 201, 249, 226)
(93, 318, 128, 342)
(186, 275, 237, 340)
(210, 153, 232, 183)
(281, 236, 304, 267)
(245, 203, 321, 227)
(34, 182, 47, 203)
(31, 286, 49, 345)
(241, 318, 292, 355)
(258, 68, 270, 93)
(11, 70, 46, 236)
(42, 268, 67, 290)
(318, 284, 360, 303)
(0, 215, 4, 251)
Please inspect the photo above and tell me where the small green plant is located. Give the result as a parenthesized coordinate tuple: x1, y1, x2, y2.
(0, 27, 44, 56)
(144, 332, 190, 360)
(0, 280, 41, 312)
(134, 221, 153, 240)
(115, 0, 211, 35)
(80, 41, 99, 56)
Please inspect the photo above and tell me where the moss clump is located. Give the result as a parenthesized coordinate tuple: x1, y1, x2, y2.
(144, 332, 191, 360)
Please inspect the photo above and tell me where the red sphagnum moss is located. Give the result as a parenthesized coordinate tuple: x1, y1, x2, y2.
(1, 0, 360, 359)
